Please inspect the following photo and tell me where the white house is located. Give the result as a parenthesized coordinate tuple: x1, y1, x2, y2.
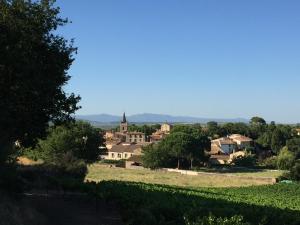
(211, 138, 236, 154)
(229, 134, 252, 149)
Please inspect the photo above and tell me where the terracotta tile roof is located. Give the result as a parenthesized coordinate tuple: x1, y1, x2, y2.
(108, 144, 142, 153)
(210, 155, 230, 160)
(229, 134, 252, 141)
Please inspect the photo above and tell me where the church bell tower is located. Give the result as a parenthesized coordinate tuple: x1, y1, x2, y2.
(120, 112, 128, 133)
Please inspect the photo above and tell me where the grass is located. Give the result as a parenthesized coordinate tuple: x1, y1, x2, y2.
(86, 163, 283, 188)
(195, 166, 284, 177)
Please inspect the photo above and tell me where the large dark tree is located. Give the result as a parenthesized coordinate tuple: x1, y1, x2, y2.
(0, 0, 80, 161)
(143, 127, 210, 169)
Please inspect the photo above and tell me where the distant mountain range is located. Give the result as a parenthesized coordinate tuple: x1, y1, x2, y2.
(76, 113, 249, 125)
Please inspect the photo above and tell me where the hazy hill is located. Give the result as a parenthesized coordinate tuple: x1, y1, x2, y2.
(76, 113, 248, 124)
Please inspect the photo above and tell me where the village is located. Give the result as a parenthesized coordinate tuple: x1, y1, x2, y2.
(102, 113, 256, 169)
(2, 1, 300, 225)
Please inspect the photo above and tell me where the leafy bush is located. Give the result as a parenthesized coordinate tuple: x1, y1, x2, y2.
(101, 159, 126, 167)
(290, 161, 300, 181)
(46, 151, 87, 179)
(261, 156, 278, 169)
(35, 121, 105, 163)
(233, 155, 256, 167)
(16, 153, 87, 191)
(277, 147, 295, 170)
(21, 147, 42, 161)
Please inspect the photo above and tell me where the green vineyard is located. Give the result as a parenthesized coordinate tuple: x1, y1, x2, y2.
(94, 181, 300, 225)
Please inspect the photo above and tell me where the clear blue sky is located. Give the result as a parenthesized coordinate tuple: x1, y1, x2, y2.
(56, 0, 300, 123)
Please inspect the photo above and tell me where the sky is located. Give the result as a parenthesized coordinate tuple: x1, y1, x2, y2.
(56, 0, 300, 123)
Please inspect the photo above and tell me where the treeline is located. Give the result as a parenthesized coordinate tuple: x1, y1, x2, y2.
(140, 117, 300, 180)
(204, 117, 298, 155)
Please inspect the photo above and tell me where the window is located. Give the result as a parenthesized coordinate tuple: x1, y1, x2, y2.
(111, 153, 115, 158)
(125, 153, 128, 158)
(118, 153, 121, 158)
(140, 135, 142, 138)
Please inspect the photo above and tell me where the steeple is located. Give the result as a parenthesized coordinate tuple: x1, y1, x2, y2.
(120, 112, 128, 133)
(122, 112, 127, 123)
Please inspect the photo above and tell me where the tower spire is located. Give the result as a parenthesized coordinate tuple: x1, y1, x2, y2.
(122, 112, 127, 123)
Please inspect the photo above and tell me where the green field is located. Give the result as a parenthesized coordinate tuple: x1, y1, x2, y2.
(96, 180, 300, 225)
(87, 164, 282, 187)
(85, 164, 299, 224)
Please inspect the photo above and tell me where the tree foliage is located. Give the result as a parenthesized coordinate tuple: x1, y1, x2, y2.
(276, 147, 295, 170)
(286, 138, 300, 159)
(142, 127, 210, 169)
(30, 121, 105, 163)
(250, 117, 266, 126)
(0, 0, 80, 162)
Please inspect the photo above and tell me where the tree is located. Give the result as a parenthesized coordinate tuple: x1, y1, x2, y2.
(276, 147, 295, 170)
(160, 132, 191, 169)
(256, 131, 272, 149)
(271, 129, 286, 154)
(142, 128, 210, 169)
(222, 122, 249, 136)
(186, 133, 210, 169)
(289, 161, 300, 181)
(171, 126, 210, 168)
(206, 121, 224, 138)
(250, 117, 266, 126)
(142, 144, 173, 169)
(286, 138, 300, 159)
(0, 0, 80, 162)
(34, 121, 104, 163)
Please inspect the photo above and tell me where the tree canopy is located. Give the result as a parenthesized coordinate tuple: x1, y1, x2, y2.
(29, 121, 105, 163)
(0, 0, 80, 161)
(142, 127, 210, 169)
(250, 117, 267, 126)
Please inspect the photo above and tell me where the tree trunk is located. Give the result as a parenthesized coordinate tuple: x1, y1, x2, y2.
(177, 158, 180, 169)
(190, 159, 193, 170)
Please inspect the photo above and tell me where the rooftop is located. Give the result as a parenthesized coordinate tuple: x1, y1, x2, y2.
(108, 144, 142, 153)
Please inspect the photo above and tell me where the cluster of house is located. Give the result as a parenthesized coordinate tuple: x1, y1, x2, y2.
(102, 113, 256, 167)
(102, 113, 172, 167)
(209, 134, 253, 164)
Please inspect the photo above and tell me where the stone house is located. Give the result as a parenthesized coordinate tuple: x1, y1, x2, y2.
(105, 143, 143, 160)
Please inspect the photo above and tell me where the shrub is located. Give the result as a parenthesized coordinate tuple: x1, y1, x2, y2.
(233, 155, 256, 167)
(262, 156, 278, 169)
(102, 159, 126, 167)
(290, 161, 300, 181)
(21, 147, 41, 161)
(47, 151, 88, 179)
(35, 121, 105, 163)
(277, 147, 295, 170)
